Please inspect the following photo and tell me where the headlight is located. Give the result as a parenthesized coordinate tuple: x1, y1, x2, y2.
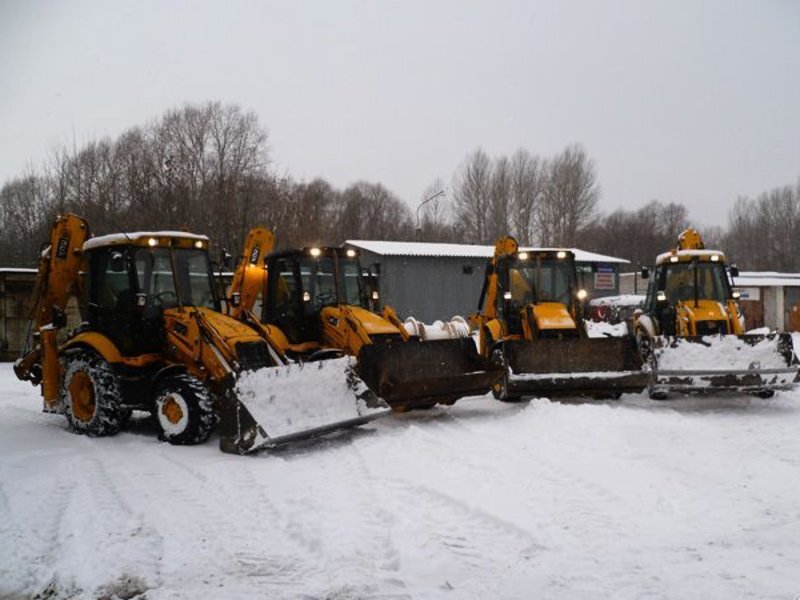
(732, 290, 741, 299)
(657, 291, 667, 302)
(194, 240, 204, 249)
(503, 291, 512, 300)
(148, 237, 158, 247)
(309, 247, 321, 257)
(557, 251, 567, 259)
(518, 252, 529, 260)
(576, 289, 588, 300)
(669, 256, 679, 263)
(346, 249, 356, 258)
(710, 255, 719, 262)
(371, 290, 379, 301)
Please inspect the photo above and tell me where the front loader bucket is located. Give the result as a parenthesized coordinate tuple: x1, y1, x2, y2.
(503, 337, 648, 397)
(650, 333, 799, 396)
(218, 357, 391, 454)
(357, 337, 502, 410)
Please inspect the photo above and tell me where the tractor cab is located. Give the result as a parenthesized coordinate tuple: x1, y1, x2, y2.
(263, 247, 368, 346)
(83, 232, 218, 356)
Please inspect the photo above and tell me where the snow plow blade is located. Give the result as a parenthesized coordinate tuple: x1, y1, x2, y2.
(650, 333, 799, 395)
(217, 357, 391, 454)
(357, 337, 503, 410)
(503, 337, 648, 397)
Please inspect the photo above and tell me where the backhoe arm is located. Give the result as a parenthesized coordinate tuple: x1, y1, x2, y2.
(14, 214, 90, 406)
(229, 227, 275, 320)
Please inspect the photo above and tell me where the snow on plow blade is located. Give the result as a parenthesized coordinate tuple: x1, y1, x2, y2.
(357, 337, 503, 410)
(217, 357, 391, 454)
(504, 337, 648, 397)
(651, 333, 799, 394)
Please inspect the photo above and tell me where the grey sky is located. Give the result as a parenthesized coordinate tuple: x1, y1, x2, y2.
(1, 0, 798, 227)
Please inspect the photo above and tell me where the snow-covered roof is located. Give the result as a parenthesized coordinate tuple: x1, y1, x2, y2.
(345, 240, 629, 264)
(84, 231, 209, 251)
(0, 267, 37, 274)
(734, 271, 800, 287)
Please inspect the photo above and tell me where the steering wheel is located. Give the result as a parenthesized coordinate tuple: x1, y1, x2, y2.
(153, 290, 178, 306)
(315, 291, 336, 305)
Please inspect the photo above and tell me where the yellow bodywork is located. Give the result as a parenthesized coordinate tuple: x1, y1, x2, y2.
(644, 228, 744, 336)
(673, 299, 744, 336)
(320, 305, 402, 357)
(472, 236, 580, 358)
(531, 303, 577, 331)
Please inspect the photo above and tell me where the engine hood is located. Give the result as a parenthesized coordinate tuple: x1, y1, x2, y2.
(323, 305, 400, 336)
(677, 299, 729, 322)
(164, 306, 264, 346)
(530, 302, 577, 331)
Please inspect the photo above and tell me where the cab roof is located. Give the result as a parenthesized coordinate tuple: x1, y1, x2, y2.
(83, 231, 209, 252)
(655, 249, 726, 265)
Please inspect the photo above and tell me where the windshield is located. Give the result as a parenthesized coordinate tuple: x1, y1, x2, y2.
(299, 254, 364, 311)
(134, 247, 217, 310)
(659, 261, 731, 304)
(505, 256, 575, 304)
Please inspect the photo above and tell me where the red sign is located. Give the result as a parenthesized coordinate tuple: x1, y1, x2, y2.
(594, 272, 615, 290)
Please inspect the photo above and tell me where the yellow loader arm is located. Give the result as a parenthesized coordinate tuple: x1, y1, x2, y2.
(15, 214, 90, 405)
(229, 227, 275, 319)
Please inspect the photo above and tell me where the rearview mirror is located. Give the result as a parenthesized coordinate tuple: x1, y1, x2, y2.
(230, 292, 241, 308)
(730, 264, 739, 278)
(640, 266, 650, 280)
(110, 251, 125, 273)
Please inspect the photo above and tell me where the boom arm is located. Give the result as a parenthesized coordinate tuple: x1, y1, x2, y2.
(229, 227, 275, 320)
(15, 214, 90, 403)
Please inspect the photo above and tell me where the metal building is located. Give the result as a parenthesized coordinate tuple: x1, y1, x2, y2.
(343, 240, 630, 323)
(0, 268, 37, 361)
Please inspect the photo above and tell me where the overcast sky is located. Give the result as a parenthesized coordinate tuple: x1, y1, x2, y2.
(1, 0, 798, 227)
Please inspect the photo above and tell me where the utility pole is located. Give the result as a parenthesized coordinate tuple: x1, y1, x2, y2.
(415, 189, 445, 241)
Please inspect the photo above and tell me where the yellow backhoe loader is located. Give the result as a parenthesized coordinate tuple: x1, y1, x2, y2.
(633, 228, 798, 399)
(228, 228, 501, 411)
(471, 236, 647, 399)
(14, 215, 388, 454)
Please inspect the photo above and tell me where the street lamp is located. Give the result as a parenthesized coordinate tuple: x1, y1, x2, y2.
(415, 189, 445, 241)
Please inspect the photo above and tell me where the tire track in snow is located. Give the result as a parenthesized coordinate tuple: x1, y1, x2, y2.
(257, 440, 410, 599)
(106, 443, 321, 598)
(0, 454, 78, 598)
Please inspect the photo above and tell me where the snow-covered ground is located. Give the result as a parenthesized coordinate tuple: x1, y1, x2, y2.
(2, 362, 800, 600)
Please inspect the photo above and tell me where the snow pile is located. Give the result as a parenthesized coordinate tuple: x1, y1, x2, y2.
(586, 320, 629, 337)
(235, 357, 388, 439)
(403, 315, 470, 340)
(589, 294, 645, 307)
(655, 335, 792, 371)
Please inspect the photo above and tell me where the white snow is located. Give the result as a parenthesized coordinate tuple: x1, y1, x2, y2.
(83, 231, 209, 251)
(3, 362, 800, 599)
(655, 249, 725, 264)
(586, 320, 629, 337)
(235, 357, 389, 441)
(655, 335, 793, 372)
(589, 294, 645, 307)
(345, 240, 630, 264)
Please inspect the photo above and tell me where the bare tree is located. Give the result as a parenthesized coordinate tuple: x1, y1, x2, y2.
(452, 148, 492, 243)
(541, 144, 599, 246)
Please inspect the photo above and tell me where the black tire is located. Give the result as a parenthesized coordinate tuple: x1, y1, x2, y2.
(61, 348, 124, 437)
(635, 328, 654, 367)
(752, 389, 775, 399)
(153, 373, 215, 445)
(490, 347, 522, 402)
(648, 387, 669, 401)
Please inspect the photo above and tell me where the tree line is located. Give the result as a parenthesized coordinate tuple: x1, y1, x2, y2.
(1, 100, 798, 272)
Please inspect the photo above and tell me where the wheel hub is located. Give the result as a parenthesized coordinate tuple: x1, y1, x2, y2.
(69, 370, 96, 423)
(161, 395, 184, 424)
